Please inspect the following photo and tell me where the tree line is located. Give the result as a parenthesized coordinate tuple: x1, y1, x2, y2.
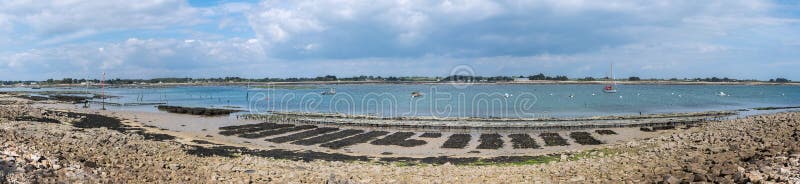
(1, 75, 792, 85)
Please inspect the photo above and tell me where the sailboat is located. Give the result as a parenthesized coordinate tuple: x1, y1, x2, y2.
(603, 63, 618, 93)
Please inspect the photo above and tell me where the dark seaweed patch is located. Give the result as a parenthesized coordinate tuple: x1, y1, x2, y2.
(320, 131, 389, 149)
(539, 132, 569, 146)
(61, 111, 175, 141)
(156, 105, 241, 116)
(70, 112, 125, 131)
(292, 129, 364, 146)
(266, 127, 340, 143)
(476, 134, 503, 149)
(238, 125, 317, 139)
(12, 116, 60, 123)
(508, 134, 540, 149)
(219, 122, 270, 130)
(653, 125, 675, 131)
(18, 95, 49, 101)
(134, 132, 176, 141)
(184, 145, 370, 162)
(50, 95, 90, 104)
(219, 123, 294, 136)
(595, 129, 617, 135)
(569, 132, 603, 145)
(418, 132, 442, 138)
(441, 134, 471, 149)
(370, 132, 426, 147)
(191, 140, 219, 145)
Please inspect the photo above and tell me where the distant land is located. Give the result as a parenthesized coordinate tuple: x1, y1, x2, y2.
(0, 74, 794, 86)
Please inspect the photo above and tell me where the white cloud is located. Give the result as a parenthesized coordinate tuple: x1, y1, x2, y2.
(1, 0, 799, 80)
(243, 0, 798, 60)
(0, 38, 266, 79)
(0, 0, 205, 45)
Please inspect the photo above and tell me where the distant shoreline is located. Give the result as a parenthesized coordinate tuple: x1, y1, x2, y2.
(9, 80, 799, 88)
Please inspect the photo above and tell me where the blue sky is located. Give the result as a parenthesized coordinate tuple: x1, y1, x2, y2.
(0, 0, 799, 80)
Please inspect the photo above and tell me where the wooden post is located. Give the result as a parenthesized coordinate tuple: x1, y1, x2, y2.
(101, 72, 106, 110)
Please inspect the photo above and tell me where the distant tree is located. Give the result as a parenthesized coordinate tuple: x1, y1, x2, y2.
(528, 73, 546, 80)
(579, 77, 595, 81)
(774, 78, 790, 83)
(669, 78, 678, 81)
(628, 77, 641, 81)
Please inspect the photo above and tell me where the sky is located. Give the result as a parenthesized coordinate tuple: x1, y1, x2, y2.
(0, 0, 799, 81)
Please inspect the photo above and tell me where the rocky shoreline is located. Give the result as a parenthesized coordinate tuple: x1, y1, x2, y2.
(1, 95, 800, 183)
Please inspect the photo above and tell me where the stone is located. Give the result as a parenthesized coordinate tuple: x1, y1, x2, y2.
(167, 163, 182, 170)
(662, 175, 681, 184)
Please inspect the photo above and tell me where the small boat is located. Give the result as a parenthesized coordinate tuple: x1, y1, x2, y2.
(503, 93, 512, 98)
(411, 91, 423, 98)
(603, 63, 617, 93)
(321, 88, 336, 95)
(717, 92, 727, 96)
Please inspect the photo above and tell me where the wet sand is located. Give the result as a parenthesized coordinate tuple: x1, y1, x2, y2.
(34, 102, 674, 158)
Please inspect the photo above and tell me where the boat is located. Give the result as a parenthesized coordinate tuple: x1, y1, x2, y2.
(717, 92, 727, 96)
(321, 88, 336, 95)
(603, 63, 618, 93)
(411, 91, 423, 98)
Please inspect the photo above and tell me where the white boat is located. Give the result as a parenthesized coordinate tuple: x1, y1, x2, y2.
(603, 63, 617, 93)
(411, 91, 423, 98)
(717, 92, 727, 96)
(321, 88, 336, 95)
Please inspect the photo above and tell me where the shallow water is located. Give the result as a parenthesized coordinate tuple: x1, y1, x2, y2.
(4, 84, 799, 118)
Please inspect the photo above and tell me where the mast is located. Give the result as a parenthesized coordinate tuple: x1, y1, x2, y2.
(610, 63, 615, 86)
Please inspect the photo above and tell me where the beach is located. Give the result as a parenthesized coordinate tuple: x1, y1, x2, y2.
(1, 92, 800, 183)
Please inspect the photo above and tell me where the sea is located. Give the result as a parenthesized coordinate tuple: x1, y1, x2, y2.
(3, 84, 799, 118)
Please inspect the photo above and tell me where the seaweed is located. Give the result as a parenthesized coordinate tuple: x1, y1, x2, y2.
(418, 132, 442, 138)
(539, 132, 569, 146)
(292, 129, 364, 146)
(238, 125, 317, 139)
(594, 129, 617, 135)
(508, 134, 540, 149)
(476, 134, 504, 149)
(320, 131, 390, 149)
(569, 132, 603, 145)
(441, 134, 471, 149)
(266, 127, 340, 143)
(370, 132, 427, 147)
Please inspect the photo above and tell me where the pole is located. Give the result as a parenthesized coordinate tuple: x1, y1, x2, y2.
(101, 72, 106, 110)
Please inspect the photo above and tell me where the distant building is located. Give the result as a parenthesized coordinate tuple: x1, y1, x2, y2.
(514, 78, 530, 82)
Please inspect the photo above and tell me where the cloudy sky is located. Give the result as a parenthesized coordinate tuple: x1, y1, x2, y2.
(1, 0, 799, 80)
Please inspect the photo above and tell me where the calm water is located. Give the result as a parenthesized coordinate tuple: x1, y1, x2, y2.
(4, 84, 799, 118)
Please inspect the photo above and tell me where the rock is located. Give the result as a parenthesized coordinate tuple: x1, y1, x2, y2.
(167, 163, 182, 170)
(746, 171, 763, 182)
(662, 175, 681, 184)
(569, 176, 585, 182)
